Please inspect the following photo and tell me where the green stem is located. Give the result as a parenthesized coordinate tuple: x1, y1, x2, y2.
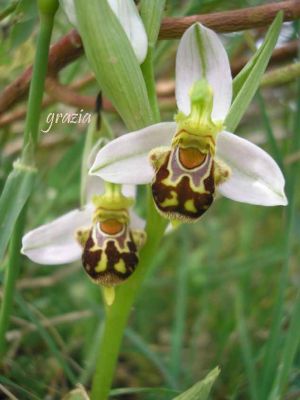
(90, 6, 165, 394)
(170, 228, 188, 384)
(90, 198, 167, 400)
(0, 207, 27, 358)
(141, 47, 161, 123)
(0, 0, 58, 360)
(21, 7, 58, 166)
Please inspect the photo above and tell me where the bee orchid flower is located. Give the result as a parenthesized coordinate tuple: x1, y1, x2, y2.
(59, 0, 148, 63)
(90, 23, 287, 223)
(21, 175, 146, 304)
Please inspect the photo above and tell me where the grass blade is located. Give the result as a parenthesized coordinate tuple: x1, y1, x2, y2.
(235, 288, 259, 400)
(0, 165, 36, 262)
(173, 367, 220, 400)
(226, 12, 283, 132)
(126, 328, 178, 390)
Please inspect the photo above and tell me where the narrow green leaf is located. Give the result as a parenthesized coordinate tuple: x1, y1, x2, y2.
(0, 1, 19, 22)
(267, 62, 300, 400)
(226, 12, 283, 132)
(75, 0, 154, 131)
(0, 164, 36, 261)
(110, 387, 179, 397)
(10, 0, 38, 49)
(235, 288, 259, 400)
(173, 367, 220, 400)
(140, 0, 166, 122)
(232, 13, 282, 98)
(140, 0, 166, 48)
(16, 294, 77, 384)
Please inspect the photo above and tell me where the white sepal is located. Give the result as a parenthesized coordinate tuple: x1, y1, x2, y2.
(130, 210, 146, 230)
(60, 0, 147, 64)
(107, 0, 148, 64)
(89, 122, 176, 184)
(85, 176, 105, 203)
(216, 131, 288, 206)
(21, 205, 93, 265)
(176, 23, 232, 121)
(59, 0, 77, 26)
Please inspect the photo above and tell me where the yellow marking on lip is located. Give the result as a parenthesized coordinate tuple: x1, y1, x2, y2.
(184, 199, 197, 213)
(160, 190, 178, 207)
(114, 259, 126, 274)
(95, 255, 107, 272)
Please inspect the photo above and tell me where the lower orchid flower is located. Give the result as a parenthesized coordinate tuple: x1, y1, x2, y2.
(21, 177, 146, 305)
(89, 22, 287, 223)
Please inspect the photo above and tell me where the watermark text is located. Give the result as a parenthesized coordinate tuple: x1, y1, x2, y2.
(41, 110, 92, 133)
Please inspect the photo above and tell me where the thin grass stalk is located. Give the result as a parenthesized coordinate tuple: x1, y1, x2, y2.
(125, 328, 178, 389)
(15, 294, 77, 384)
(0, 0, 58, 359)
(0, 1, 18, 21)
(260, 25, 300, 400)
(0, 207, 27, 358)
(170, 228, 188, 384)
(256, 91, 284, 171)
(21, 9, 58, 165)
(235, 288, 259, 400)
(141, 48, 161, 123)
(267, 45, 300, 400)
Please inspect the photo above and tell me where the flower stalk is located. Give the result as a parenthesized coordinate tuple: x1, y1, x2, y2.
(89, 3, 165, 397)
(22, 1, 59, 166)
(91, 196, 167, 400)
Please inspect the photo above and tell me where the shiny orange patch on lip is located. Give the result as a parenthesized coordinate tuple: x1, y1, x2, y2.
(100, 219, 124, 235)
(178, 147, 206, 169)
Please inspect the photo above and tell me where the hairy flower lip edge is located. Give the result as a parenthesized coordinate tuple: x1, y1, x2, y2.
(60, 0, 148, 64)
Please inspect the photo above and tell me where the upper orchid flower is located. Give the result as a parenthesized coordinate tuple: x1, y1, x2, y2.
(59, 0, 148, 63)
(90, 23, 287, 223)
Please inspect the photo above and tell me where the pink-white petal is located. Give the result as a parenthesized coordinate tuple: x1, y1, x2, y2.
(61, 0, 147, 63)
(21, 205, 93, 265)
(216, 131, 287, 206)
(89, 122, 176, 184)
(176, 23, 232, 121)
(59, 0, 77, 25)
(129, 210, 145, 230)
(107, 0, 148, 63)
